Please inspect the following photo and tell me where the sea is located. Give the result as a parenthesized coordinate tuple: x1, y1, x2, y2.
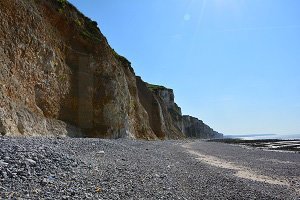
(224, 133, 300, 140)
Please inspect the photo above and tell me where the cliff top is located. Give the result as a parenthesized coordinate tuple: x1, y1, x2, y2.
(54, 0, 102, 42)
(54, 0, 133, 71)
(146, 83, 173, 92)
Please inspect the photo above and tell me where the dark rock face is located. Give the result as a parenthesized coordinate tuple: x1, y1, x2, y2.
(182, 116, 223, 139)
(0, 0, 222, 139)
(136, 77, 167, 139)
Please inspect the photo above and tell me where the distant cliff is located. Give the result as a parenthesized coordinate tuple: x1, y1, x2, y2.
(137, 79, 222, 139)
(182, 116, 222, 139)
(0, 0, 222, 139)
(136, 77, 184, 139)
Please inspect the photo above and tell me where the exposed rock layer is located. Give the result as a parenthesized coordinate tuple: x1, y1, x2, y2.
(0, 0, 222, 139)
(136, 77, 184, 139)
(0, 0, 155, 139)
(142, 83, 222, 139)
(182, 116, 223, 139)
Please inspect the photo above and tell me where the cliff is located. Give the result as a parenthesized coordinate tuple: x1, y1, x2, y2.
(0, 0, 222, 139)
(139, 81, 222, 139)
(0, 0, 156, 139)
(182, 116, 223, 139)
(136, 77, 184, 139)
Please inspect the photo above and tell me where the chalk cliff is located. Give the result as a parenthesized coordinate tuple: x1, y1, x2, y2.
(136, 77, 184, 139)
(140, 82, 222, 139)
(0, 0, 222, 139)
(182, 116, 222, 139)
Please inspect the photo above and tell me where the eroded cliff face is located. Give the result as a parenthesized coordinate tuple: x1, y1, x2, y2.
(182, 116, 222, 139)
(140, 83, 222, 139)
(152, 88, 183, 132)
(0, 0, 156, 139)
(136, 77, 184, 139)
(0, 0, 221, 139)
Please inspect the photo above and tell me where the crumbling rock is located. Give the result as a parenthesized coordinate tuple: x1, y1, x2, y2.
(0, 0, 222, 139)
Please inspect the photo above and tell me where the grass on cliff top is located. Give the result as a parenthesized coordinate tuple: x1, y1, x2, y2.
(75, 12, 102, 42)
(111, 49, 135, 73)
(57, 0, 67, 7)
(55, 0, 102, 42)
(146, 83, 167, 91)
(112, 49, 131, 65)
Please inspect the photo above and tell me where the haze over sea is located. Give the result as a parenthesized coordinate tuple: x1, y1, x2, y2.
(226, 133, 300, 140)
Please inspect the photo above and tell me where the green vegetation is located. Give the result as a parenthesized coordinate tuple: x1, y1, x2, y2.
(58, 8, 64, 14)
(146, 83, 167, 91)
(57, 0, 68, 12)
(57, 0, 68, 8)
(112, 49, 131, 65)
(59, 74, 68, 82)
(75, 19, 82, 27)
(55, 0, 102, 43)
(57, 0, 67, 5)
(80, 30, 101, 42)
(86, 20, 100, 37)
(79, 19, 102, 42)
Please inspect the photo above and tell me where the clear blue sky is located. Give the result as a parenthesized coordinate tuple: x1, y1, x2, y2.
(68, 0, 300, 135)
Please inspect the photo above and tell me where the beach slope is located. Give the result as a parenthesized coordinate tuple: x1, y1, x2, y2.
(1, 138, 299, 199)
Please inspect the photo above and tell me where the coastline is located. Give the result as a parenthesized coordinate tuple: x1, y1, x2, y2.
(224, 133, 300, 140)
(209, 138, 300, 153)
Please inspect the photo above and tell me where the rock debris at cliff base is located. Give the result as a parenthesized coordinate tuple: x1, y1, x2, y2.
(1, 137, 299, 199)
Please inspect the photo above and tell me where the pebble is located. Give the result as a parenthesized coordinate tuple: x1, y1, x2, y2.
(25, 158, 36, 165)
(4, 156, 10, 160)
(95, 151, 105, 157)
(0, 137, 298, 200)
(62, 195, 69, 200)
(0, 160, 9, 166)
